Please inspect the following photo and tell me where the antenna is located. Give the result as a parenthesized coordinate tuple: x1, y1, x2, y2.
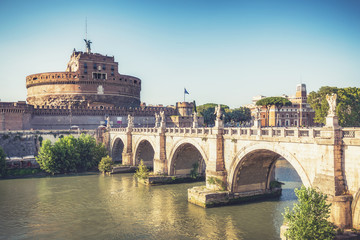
(85, 17, 87, 41)
(84, 17, 92, 53)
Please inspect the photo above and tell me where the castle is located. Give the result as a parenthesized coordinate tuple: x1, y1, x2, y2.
(0, 41, 198, 130)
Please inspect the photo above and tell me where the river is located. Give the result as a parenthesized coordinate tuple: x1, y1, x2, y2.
(0, 160, 301, 240)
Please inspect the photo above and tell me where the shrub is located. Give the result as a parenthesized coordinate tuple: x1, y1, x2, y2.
(283, 186, 336, 240)
(134, 160, 149, 179)
(36, 134, 108, 174)
(98, 156, 113, 173)
(190, 162, 199, 179)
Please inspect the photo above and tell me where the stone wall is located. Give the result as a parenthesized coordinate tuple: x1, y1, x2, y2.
(0, 130, 95, 157)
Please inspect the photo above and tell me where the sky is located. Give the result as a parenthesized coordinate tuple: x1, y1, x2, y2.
(0, 0, 359, 108)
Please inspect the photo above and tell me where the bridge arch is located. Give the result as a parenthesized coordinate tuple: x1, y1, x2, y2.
(168, 139, 208, 176)
(111, 137, 126, 163)
(228, 142, 311, 193)
(133, 137, 156, 168)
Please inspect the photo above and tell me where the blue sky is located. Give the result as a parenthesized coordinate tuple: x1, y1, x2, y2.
(0, 0, 359, 108)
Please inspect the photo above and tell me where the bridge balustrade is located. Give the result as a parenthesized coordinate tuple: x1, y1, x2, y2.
(285, 129, 294, 137)
(261, 129, 269, 136)
(342, 129, 356, 138)
(109, 126, 360, 141)
(299, 130, 309, 137)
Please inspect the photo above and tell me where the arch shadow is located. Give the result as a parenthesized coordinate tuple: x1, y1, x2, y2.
(168, 139, 208, 176)
(228, 143, 311, 193)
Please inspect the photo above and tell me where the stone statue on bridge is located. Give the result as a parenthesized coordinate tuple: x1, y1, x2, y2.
(214, 104, 222, 121)
(155, 112, 160, 127)
(193, 111, 198, 128)
(159, 110, 166, 129)
(326, 93, 337, 117)
(127, 114, 134, 128)
(160, 110, 165, 123)
(106, 116, 111, 129)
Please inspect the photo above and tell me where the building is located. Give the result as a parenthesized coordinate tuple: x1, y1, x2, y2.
(247, 84, 315, 127)
(0, 41, 201, 130)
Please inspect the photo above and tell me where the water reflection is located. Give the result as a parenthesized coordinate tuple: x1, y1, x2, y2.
(0, 161, 301, 240)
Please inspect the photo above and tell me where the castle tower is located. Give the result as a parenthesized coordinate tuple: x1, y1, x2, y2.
(176, 102, 194, 117)
(26, 44, 141, 108)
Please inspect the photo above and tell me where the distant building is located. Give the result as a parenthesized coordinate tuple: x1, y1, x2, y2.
(0, 41, 201, 130)
(247, 84, 315, 127)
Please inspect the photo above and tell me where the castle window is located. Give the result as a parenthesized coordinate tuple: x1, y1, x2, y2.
(111, 71, 114, 76)
(84, 63, 87, 69)
(134, 80, 137, 84)
(93, 63, 97, 70)
(84, 69, 87, 74)
(102, 64, 106, 70)
(93, 72, 107, 80)
(111, 66, 114, 71)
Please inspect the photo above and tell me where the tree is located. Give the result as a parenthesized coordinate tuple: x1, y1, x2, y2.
(197, 103, 229, 126)
(0, 146, 6, 177)
(308, 86, 360, 127)
(193, 100, 197, 113)
(36, 134, 108, 174)
(283, 186, 335, 240)
(256, 97, 292, 126)
(98, 156, 114, 173)
(134, 160, 149, 179)
(225, 107, 252, 125)
(308, 86, 338, 125)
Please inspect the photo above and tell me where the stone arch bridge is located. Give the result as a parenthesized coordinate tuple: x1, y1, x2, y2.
(106, 125, 360, 229)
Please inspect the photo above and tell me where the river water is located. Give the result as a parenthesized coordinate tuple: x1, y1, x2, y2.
(0, 161, 301, 240)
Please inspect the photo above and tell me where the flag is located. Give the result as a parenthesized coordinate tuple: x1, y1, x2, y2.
(184, 88, 189, 95)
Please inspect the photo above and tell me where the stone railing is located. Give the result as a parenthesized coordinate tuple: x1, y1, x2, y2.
(132, 128, 159, 134)
(109, 126, 360, 141)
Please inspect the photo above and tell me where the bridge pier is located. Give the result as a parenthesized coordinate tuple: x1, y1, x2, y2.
(153, 129, 168, 175)
(122, 130, 133, 165)
(330, 195, 353, 229)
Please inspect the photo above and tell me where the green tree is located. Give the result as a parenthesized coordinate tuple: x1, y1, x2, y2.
(308, 86, 338, 125)
(134, 160, 149, 179)
(256, 97, 292, 126)
(283, 186, 335, 240)
(98, 156, 114, 173)
(193, 100, 197, 113)
(308, 86, 360, 127)
(197, 103, 229, 126)
(36, 135, 108, 174)
(225, 107, 252, 125)
(0, 146, 6, 177)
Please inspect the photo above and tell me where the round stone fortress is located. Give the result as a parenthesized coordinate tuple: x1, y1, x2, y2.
(26, 48, 141, 108)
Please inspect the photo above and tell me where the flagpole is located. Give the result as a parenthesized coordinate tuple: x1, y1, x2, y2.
(184, 88, 185, 102)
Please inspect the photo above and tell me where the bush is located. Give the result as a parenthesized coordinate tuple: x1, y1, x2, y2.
(0, 147, 6, 177)
(190, 162, 199, 179)
(36, 134, 108, 174)
(283, 186, 336, 240)
(134, 160, 149, 179)
(98, 156, 113, 173)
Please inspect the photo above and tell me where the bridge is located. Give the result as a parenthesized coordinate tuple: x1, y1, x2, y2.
(105, 111, 360, 230)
